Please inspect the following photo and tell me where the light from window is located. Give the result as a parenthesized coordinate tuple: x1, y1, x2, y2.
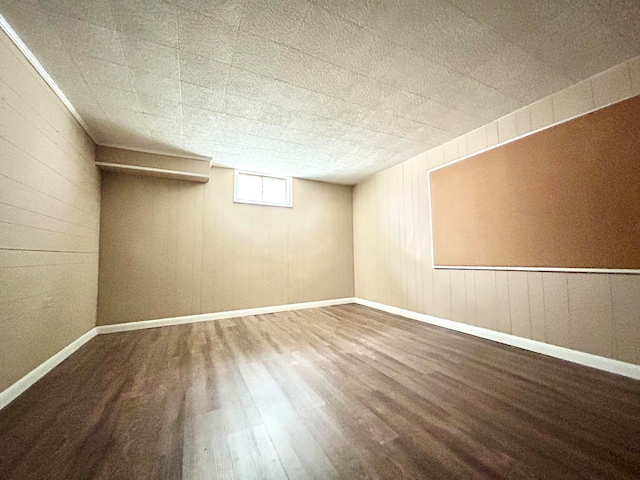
(234, 170, 292, 207)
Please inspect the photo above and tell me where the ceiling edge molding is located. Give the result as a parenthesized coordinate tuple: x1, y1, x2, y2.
(0, 14, 97, 143)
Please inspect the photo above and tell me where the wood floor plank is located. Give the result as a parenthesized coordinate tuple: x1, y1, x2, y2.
(0, 304, 639, 479)
(227, 425, 288, 480)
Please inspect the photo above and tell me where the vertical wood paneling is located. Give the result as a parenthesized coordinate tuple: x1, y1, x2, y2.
(192, 186, 204, 313)
(443, 139, 458, 163)
(610, 275, 640, 364)
(270, 201, 290, 307)
(495, 271, 512, 334)
(530, 97, 554, 130)
(508, 271, 531, 339)
(433, 269, 451, 319)
(220, 169, 240, 310)
(199, 167, 218, 313)
(567, 274, 613, 357)
(466, 126, 488, 154)
(396, 166, 408, 309)
(380, 172, 392, 306)
(363, 177, 373, 300)
(464, 271, 477, 326)
(97, 175, 202, 324)
(387, 167, 403, 309)
(411, 158, 424, 314)
(98, 167, 354, 325)
(426, 145, 444, 168)
(552, 80, 594, 122)
(403, 162, 417, 313)
(456, 136, 468, 157)
(232, 202, 255, 307)
(352, 57, 640, 366)
(373, 173, 384, 303)
(0, 29, 100, 392)
(542, 273, 572, 349)
(449, 270, 466, 323)
(352, 181, 364, 299)
(474, 270, 498, 331)
(527, 272, 546, 343)
(417, 154, 433, 315)
(486, 121, 499, 147)
(362, 176, 372, 301)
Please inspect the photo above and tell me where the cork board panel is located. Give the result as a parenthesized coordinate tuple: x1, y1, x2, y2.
(429, 94, 640, 270)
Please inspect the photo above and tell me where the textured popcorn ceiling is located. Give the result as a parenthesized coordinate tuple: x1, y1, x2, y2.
(1, 0, 639, 184)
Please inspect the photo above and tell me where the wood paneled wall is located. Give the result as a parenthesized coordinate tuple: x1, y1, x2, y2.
(97, 167, 354, 325)
(354, 56, 640, 365)
(0, 30, 101, 392)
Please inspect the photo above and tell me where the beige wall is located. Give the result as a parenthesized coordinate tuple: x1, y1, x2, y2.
(97, 166, 354, 325)
(0, 30, 101, 391)
(354, 56, 640, 365)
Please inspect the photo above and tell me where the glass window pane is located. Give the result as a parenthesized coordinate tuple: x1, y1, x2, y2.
(237, 173, 262, 202)
(263, 176, 287, 203)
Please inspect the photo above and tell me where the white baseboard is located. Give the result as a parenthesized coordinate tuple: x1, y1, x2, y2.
(5, 296, 636, 413)
(95, 297, 357, 334)
(354, 298, 640, 381)
(1, 298, 356, 411)
(0, 328, 98, 411)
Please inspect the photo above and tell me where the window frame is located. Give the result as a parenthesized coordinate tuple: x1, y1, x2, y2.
(233, 169, 293, 208)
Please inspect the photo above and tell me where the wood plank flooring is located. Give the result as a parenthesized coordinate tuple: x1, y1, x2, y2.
(1, 304, 639, 479)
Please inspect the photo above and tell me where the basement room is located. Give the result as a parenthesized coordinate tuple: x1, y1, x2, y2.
(1, 0, 639, 478)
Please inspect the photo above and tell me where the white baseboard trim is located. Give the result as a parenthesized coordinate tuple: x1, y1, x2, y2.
(95, 297, 357, 334)
(354, 298, 640, 381)
(5, 296, 636, 413)
(1, 298, 356, 411)
(0, 328, 98, 411)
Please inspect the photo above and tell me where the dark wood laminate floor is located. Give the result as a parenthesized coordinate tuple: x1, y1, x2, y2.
(1, 304, 639, 479)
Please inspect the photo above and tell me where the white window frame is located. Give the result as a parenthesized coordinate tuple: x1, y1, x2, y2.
(233, 169, 293, 208)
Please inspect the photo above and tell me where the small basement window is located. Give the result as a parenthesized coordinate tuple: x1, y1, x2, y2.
(234, 170, 292, 207)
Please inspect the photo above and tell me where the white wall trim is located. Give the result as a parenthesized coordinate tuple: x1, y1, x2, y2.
(0, 298, 355, 411)
(5, 296, 636, 413)
(354, 298, 640, 381)
(0, 14, 96, 142)
(0, 328, 97, 411)
(95, 298, 356, 334)
(432, 265, 640, 274)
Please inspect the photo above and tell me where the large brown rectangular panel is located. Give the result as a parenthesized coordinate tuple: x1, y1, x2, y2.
(429, 94, 640, 270)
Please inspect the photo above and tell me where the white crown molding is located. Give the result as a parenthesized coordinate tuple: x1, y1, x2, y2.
(0, 14, 97, 143)
(354, 298, 640, 380)
(0, 328, 98, 411)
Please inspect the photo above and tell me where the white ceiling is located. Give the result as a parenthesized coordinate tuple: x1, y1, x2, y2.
(1, 0, 639, 184)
